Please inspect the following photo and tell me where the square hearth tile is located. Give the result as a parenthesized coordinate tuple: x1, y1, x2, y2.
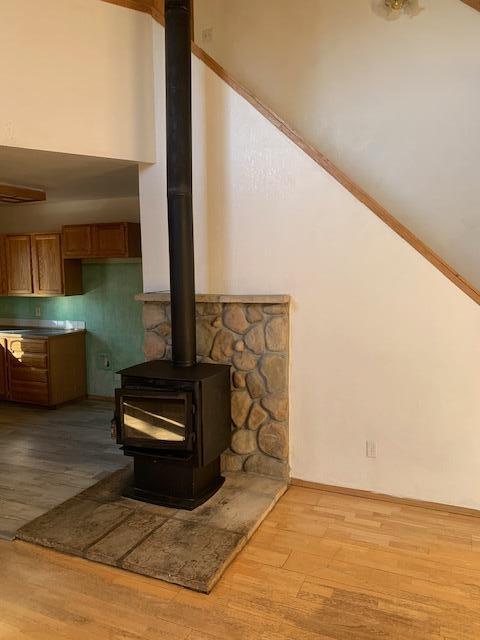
(174, 475, 284, 537)
(18, 498, 132, 555)
(86, 510, 168, 566)
(122, 518, 243, 593)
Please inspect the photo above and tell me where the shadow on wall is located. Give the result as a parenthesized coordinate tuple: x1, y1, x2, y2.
(195, 56, 230, 291)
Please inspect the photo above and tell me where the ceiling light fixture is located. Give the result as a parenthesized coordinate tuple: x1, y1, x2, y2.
(372, 0, 423, 20)
(385, 0, 408, 9)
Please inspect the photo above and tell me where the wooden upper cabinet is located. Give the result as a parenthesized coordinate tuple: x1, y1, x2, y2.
(62, 223, 141, 259)
(6, 235, 34, 295)
(93, 223, 128, 257)
(1, 233, 82, 298)
(31, 234, 64, 296)
(31, 233, 83, 297)
(62, 224, 93, 258)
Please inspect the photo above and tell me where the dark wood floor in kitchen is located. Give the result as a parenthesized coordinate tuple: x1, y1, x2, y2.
(0, 399, 125, 539)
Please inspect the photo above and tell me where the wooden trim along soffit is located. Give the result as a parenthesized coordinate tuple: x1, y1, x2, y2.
(461, 0, 480, 11)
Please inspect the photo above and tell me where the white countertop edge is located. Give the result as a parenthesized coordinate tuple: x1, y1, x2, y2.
(0, 318, 86, 330)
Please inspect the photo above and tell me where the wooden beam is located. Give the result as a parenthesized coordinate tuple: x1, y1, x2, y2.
(100, 1, 195, 35)
(461, 0, 480, 11)
(100, 0, 154, 14)
(0, 184, 46, 204)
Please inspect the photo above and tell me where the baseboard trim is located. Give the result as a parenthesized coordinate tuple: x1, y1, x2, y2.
(291, 478, 480, 519)
(87, 395, 115, 402)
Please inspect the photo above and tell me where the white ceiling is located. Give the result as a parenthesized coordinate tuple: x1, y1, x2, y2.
(0, 146, 139, 204)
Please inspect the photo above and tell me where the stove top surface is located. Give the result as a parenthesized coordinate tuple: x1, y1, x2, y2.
(118, 359, 230, 381)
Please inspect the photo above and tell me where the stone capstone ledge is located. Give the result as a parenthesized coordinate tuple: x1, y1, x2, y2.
(135, 292, 290, 305)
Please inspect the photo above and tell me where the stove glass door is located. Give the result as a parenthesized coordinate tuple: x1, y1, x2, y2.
(121, 392, 190, 446)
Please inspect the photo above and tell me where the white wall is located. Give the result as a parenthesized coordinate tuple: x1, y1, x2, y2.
(194, 0, 480, 291)
(0, 197, 140, 234)
(0, 0, 155, 162)
(140, 23, 480, 510)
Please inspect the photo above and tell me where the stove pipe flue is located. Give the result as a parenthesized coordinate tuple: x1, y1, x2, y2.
(165, 0, 196, 367)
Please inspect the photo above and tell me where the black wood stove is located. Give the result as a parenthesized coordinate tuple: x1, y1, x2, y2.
(113, 0, 231, 509)
(115, 361, 230, 509)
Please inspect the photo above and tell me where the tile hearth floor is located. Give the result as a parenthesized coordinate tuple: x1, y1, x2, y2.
(0, 399, 125, 540)
(16, 467, 287, 593)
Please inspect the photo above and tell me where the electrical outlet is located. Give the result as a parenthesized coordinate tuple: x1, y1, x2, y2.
(202, 27, 213, 43)
(97, 353, 112, 371)
(366, 440, 377, 458)
(35, 306, 41, 318)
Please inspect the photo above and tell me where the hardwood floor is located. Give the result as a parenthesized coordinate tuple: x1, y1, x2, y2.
(2, 484, 480, 638)
(0, 399, 125, 539)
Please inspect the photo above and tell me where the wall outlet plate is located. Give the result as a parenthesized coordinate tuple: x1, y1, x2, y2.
(366, 440, 377, 458)
(97, 352, 112, 371)
(202, 27, 213, 43)
(35, 306, 41, 318)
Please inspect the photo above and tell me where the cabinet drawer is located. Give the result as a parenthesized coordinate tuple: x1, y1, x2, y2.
(8, 353, 47, 368)
(10, 367, 48, 383)
(10, 381, 49, 405)
(8, 338, 48, 355)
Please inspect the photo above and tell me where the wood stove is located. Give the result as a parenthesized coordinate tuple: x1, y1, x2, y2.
(113, 0, 231, 509)
(115, 361, 230, 509)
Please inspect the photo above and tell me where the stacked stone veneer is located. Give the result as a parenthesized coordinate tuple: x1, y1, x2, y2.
(140, 295, 290, 479)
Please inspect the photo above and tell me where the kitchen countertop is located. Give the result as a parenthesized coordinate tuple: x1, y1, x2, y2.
(0, 326, 86, 338)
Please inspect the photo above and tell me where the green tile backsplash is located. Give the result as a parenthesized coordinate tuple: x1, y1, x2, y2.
(0, 262, 144, 397)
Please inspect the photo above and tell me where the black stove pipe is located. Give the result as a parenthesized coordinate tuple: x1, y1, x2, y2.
(165, 0, 197, 367)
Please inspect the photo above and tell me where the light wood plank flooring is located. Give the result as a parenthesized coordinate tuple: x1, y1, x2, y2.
(0, 400, 125, 539)
(1, 484, 480, 638)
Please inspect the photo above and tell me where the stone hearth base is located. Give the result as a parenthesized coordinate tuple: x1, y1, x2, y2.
(16, 465, 287, 593)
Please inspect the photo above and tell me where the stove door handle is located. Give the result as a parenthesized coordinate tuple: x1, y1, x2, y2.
(111, 416, 119, 441)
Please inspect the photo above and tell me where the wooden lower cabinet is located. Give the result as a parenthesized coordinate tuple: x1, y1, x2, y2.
(0, 236, 7, 295)
(0, 338, 6, 398)
(4, 332, 86, 407)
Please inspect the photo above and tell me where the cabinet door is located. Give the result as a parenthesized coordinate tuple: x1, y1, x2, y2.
(93, 223, 127, 257)
(31, 233, 64, 296)
(0, 338, 6, 398)
(0, 236, 7, 295)
(62, 225, 93, 258)
(6, 235, 33, 295)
